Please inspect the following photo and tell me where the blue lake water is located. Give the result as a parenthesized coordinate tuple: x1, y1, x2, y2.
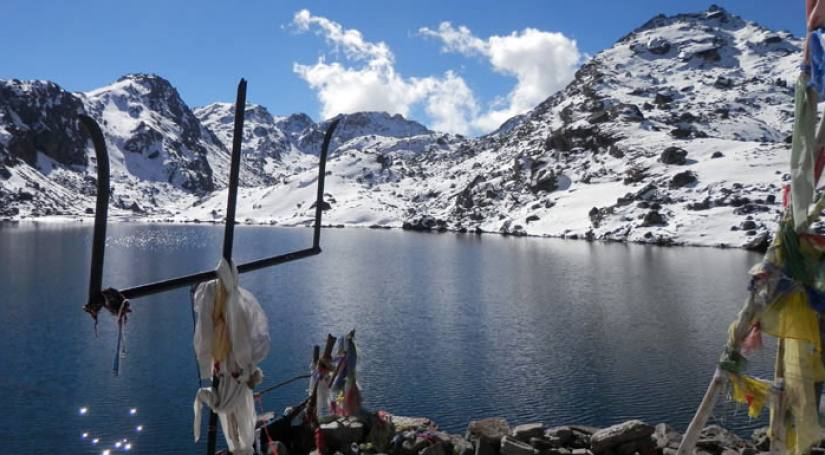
(0, 222, 774, 453)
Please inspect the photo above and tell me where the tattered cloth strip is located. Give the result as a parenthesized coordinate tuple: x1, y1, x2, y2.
(775, 337, 825, 455)
(807, 29, 825, 98)
(329, 334, 362, 416)
(729, 373, 770, 418)
(790, 76, 818, 231)
(756, 287, 825, 455)
(759, 288, 821, 346)
(192, 259, 271, 455)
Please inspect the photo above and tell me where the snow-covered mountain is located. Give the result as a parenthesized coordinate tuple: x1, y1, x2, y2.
(0, 6, 806, 248)
(179, 6, 799, 248)
(411, 4, 799, 248)
(194, 102, 294, 185)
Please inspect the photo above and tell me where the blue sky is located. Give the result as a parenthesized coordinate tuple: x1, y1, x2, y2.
(1, 1, 806, 134)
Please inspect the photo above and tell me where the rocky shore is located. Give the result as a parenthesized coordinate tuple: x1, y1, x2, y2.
(263, 413, 780, 455)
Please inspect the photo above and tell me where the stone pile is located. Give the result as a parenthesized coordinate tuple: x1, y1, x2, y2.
(266, 412, 781, 455)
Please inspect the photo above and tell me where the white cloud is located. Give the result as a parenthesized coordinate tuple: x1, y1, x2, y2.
(291, 11, 580, 135)
(292, 10, 478, 135)
(420, 22, 581, 131)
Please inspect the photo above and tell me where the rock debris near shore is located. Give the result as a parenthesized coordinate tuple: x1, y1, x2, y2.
(269, 412, 782, 455)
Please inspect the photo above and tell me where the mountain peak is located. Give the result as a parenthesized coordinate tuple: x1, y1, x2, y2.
(115, 73, 175, 92)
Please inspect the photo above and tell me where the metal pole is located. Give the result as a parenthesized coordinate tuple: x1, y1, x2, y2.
(80, 115, 110, 311)
(206, 78, 247, 455)
(222, 78, 247, 260)
(313, 118, 340, 249)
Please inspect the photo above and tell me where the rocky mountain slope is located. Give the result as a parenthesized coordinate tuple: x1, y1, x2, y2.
(179, 6, 800, 248)
(0, 6, 805, 248)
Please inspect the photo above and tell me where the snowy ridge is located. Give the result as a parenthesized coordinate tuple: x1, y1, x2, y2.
(0, 6, 808, 248)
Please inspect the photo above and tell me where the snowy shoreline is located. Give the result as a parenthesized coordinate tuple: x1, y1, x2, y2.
(0, 216, 770, 251)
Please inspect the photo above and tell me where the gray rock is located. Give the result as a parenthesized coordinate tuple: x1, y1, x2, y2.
(653, 424, 682, 450)
(642, 210, 666, 227)
(670, 171, 697, 189)
(467, 418, 511, 445)
(714, 76, 734, 89)
(501, 436, 539, 455)
(647, 37, 671, 55)
(545, 427, 573, 446)
(749, 427, 769, 451)
(320, 419, 366, 450)
(513, 424, 545, 443)
(660, 147, 688, 165)
(589, 420, 654, 454)
(529, 437, 556, 451)
(696, 425, 746, 453)
(449, 435, 474, 455)
(670, 128, 693, 139)
(475, 439, 497, 455)
(588, 110, 611, 124)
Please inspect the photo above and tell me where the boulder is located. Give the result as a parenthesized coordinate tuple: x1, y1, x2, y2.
(740, 220, 757, 230)
(512, 423, 545, 443)
(617, 104, 645, 122)
(589, 420, 654, 454)
(500, 436, 539, 455)
(660, 147, 688, 165)
(545, 427, 573, 447)
(531, 170, 557, 193)
(670, 128, 692, 139)
(654, 93, 674, 105)
(714, 76, 734, 89)
(449, 435, 474, 455)
(467, 418, 511, 446)
(750, 427, 770, 451)
(642, 211, 666, 227)
(309, 200, 332, 211)
(669, 171, 697, 189)
(696, 425, 747, 453)
(647, 37, 671, 55)
(652, 424, 682, 450)
(320, 418, 366, 450)
(529, 437, 556, 451)
(743, 232, 770, 253)
(588, 110, 611, 124)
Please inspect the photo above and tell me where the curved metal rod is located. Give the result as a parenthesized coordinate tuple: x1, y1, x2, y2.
(313, 118, 339, 249)
(80, 115, 110, 315)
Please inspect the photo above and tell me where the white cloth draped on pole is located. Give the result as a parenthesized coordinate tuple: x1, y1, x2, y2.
(192, 259, 271, 455)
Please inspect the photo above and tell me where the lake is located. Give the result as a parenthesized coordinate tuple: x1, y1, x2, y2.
(0, 222, 774, 453)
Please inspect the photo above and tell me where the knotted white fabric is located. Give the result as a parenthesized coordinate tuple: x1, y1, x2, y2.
(192, 259, 271, 455)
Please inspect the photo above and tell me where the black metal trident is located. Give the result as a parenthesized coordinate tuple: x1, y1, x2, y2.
(80, 79, 339, 454)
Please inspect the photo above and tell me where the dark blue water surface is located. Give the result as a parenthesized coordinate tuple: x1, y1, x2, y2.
(0, 222, 774, 453)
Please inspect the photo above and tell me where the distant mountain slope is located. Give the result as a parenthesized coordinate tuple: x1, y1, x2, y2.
(0, 6, 805, 248)
(179, 5, 798, 248)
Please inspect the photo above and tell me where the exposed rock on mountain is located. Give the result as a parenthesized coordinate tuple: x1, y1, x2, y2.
(0, 6, 804, 248)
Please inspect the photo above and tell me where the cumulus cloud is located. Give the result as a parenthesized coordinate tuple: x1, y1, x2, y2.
(291, 11, 580, 135)
(292, 10, 478, 135)
(420, 22, 581, 131)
